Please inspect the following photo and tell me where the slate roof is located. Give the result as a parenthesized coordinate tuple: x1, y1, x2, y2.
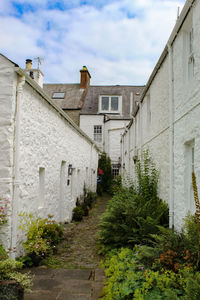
(80, 85, 145, 117)
(43, 84, 85, 110)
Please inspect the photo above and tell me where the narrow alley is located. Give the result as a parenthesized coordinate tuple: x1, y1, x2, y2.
(24, 194, 110, 300)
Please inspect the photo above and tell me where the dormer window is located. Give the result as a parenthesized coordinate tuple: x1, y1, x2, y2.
(99, 95, 122, 114)
(52, 92, 65, 99)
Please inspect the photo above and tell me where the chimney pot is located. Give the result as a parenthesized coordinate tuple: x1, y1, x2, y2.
(26, 59, 32, 70)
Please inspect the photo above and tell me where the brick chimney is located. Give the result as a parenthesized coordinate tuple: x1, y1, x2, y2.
(80, 66, 91, 89)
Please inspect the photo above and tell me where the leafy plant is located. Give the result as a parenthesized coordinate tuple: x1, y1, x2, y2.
(0, 196, 9, 225)
(19, 213, 63, 266)
(97, 151, 169, 253)
(72, 206, 84, 222)
(0, 244, 8, 260)
(0, 259, 32, 291)
(102, 248, 200, 300)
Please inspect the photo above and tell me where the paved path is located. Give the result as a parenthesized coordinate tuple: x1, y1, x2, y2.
(24, 194, 109, 300)
(24, 268, 105, 300)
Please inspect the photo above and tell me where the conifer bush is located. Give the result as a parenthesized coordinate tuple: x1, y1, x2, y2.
(97, 151, 169, 252)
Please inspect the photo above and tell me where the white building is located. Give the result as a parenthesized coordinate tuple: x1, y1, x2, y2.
(0, 54, 99, 257)
(44, 69, 144, 177)
(121, 0, 200, 230)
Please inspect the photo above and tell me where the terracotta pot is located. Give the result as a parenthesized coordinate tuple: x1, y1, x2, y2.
(0, 280, 24, 300)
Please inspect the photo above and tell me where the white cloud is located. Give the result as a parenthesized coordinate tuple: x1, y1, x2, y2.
(0, 0, 185, 85)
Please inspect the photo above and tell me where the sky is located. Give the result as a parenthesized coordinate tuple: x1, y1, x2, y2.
(0, 0, 185, 85)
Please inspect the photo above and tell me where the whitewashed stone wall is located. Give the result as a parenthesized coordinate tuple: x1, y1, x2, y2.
(121, 56, 170, 203)
(172, 0, 200, 229)
(0, 55, 99, 255)
(121, 0, 200, 230)
(0, 56, 17, 250)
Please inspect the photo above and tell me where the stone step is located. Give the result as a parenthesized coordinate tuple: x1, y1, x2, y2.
(24, 268, 105, 300)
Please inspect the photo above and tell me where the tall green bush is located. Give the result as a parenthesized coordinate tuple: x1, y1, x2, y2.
(98, 152, 113, 193)
(97, 151, 169, 252)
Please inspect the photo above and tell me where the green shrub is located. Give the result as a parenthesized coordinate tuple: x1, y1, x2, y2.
(0, 259, 32, 292)
(97, 151, 169, 253)
(110, 175, 122, 195)
(72, 206, 84, 222)
(41, 223, 63, 247)
(102, 248, 200, 300)
(19, 213, 63, 266)
(0, 244, 8, 260)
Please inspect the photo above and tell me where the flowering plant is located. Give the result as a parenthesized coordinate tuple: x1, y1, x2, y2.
(0, 196, 9, 225)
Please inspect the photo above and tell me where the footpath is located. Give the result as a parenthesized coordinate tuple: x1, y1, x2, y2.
(24, 194, 110, 300)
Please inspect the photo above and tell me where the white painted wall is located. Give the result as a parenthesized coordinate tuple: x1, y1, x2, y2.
(80, 115, 104, 151)
(0, 56, 99, 255)
(121, 0, 200, 230)
(172, 0, 200, 229)
(121, 56, 170, 203)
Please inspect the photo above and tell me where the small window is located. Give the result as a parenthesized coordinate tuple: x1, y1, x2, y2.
(112, 164, 120, 177)
(94, 125, 102, 142)
(102, 97, 109, 110)
(111, 97, 118, 111)
(52, 92, 65, 99)
(100, 95, 120, 113)
(188, 28, 194, 80)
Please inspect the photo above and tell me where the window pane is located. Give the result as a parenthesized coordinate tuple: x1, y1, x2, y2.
(52, 92, 65, 99)
(102, 97, 109, 110)
(94, 125, 102, 142)
(112, 164, 119, 177)
(111, 97, 118, 111)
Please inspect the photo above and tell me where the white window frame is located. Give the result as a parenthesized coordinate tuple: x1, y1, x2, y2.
(94, 125, 102, 142)
(112, 164, 120, 177)
(52, 92, 65, 99)
(98, 95, 122, 114)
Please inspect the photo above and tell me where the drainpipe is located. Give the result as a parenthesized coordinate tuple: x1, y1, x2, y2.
(168, 43, 174, 229)
(10, 75, 25, 259)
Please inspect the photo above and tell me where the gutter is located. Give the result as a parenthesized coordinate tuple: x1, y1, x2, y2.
(15, 68, 100, 152)
(10, 75, 25, 259)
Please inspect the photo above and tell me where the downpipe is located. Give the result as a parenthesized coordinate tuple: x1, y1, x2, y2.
(10, 75, 25, 258)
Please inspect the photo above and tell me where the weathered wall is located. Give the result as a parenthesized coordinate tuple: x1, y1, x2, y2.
(172, 1, 200, 229)
(121, 0, 200, 230)
(122, 56, 170, 203)
(0, 56, 17, 250)
(0, 58, 99, 255)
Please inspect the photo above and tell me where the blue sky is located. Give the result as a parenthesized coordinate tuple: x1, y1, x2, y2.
(0, 0, 185, 85)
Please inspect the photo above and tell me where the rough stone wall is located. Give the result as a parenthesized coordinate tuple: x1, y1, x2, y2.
(121, 56, 170, 204)
(0, 59, 99, 254)
(0, 56, 17, 250)
(172, 1, 200, 229)
(18, 83, 98, 222)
